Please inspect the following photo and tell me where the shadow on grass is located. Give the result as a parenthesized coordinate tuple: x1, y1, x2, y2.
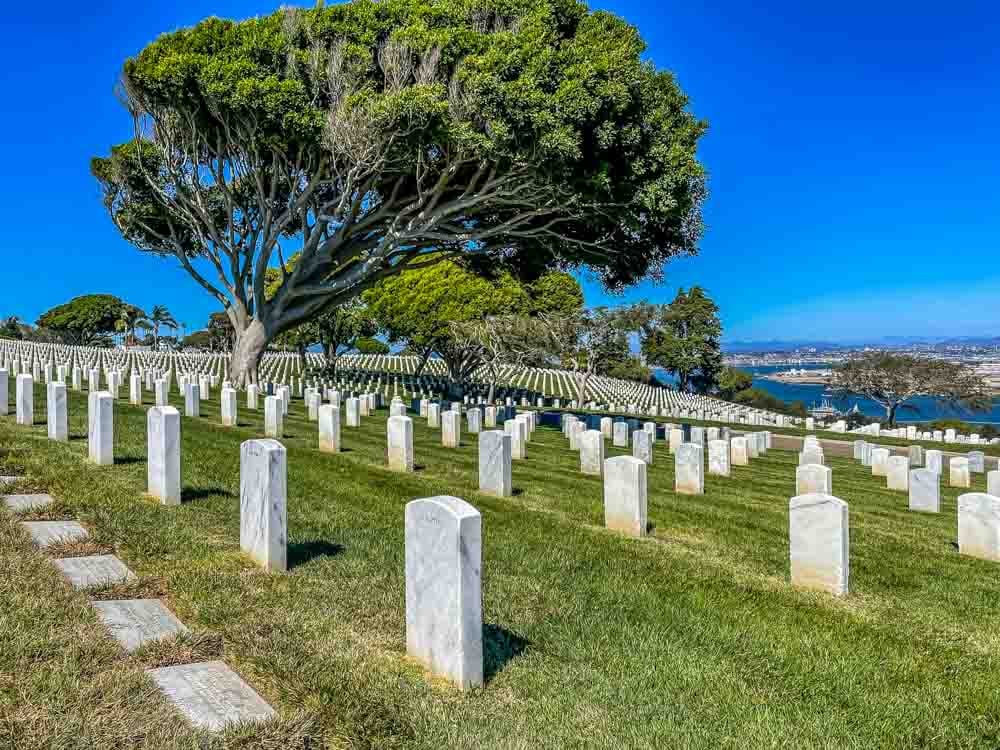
(288, 539, 345, 569)
(483, 624, 530, 683)
(114, 456, 145, 466)
(182, 486, 236, 503)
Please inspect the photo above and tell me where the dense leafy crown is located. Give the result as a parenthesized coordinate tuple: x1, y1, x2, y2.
(92, 0, 706, 330)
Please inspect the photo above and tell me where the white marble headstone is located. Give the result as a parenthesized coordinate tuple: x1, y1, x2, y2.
(404, 496, 483, 690)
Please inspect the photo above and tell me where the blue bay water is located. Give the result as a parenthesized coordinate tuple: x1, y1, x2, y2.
(654, 365, 1000, 425)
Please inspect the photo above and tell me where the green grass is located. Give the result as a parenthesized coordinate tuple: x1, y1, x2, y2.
(2, 386, 1000, 749)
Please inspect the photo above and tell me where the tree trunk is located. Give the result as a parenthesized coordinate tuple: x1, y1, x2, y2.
(574, 370, 590, 406)
(230, 318, 268, 388)
(887, 403, 897, 427)
(488, 380, 496, 405)
(324, 343, 339, 378)
(414, 347, 432, 377)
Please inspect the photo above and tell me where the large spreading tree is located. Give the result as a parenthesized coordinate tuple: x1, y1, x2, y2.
(834, 352, 990, 426)
(37, 294, 136, 346)
(92, 0, 706, 386)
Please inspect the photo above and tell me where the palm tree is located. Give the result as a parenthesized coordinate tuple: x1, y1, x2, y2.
(116, 306, 150, 347)
(149, 304, 179, 350)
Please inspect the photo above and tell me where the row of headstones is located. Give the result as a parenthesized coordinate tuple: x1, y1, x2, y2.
(851, 421, 995, 446)
(3, 338, 794, 428)
(560, 414, 772, 492)
(790, 438, 1000, 596)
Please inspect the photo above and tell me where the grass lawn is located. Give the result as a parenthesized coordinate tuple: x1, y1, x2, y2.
(2, 386, 1000, 749)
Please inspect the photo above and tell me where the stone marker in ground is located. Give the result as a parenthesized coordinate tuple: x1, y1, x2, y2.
(968, 451, 986, 473)
(600, 417, 613, 439)
(708, 439, 730, 476)
(155, 379, 169, 407)
(870, 448, 890, 477)
(53, 554, 137, 590)
(799, 447, 824, 467)
(580, 429, 604, 476)
(612, 422, 629, 448)
(442, 410, 461, 448)
(730, 436, 749, 466)
(239, 439, 287, 572)
(93, 599, 189, 652)
(909, 468, 940, 513)
(669, 428, 683, 454)
(15, 374, 33, 426)
(426, 402, 440, 428)
(346, 397, 361, 427)
(505, 419, 526, 460)
(789, 493, 849, 596)
(887, 456, 910, 491)
(603, 455, 647, 537)
(88, 391, 114, 466)
(318, 405, 341, 453)
(796, 464, 832, 495)
(148, 406, 181, 505)
(988, 470, 1000, 498)
(4, 493, 53, 512)
(387, 416, 414, 472)
(147, 660, 277, 731)
(926, 449, 943, 475)
(264, 396, 283, 439)
(184, 383, 200, 418)
(957, 492, 1000, 562)
(21, 520, 88, 547)
(853, 440, 866, 460)
(467, 408, 482, 434)
(675, 443, 705, 495)
(950, 457, 971, 488)
(478, 430, 511, 497)
(221, 387, 238, 427)
(632, 430, 653, 464)
(46, 381, 68, 442)
(0, 369, 7, 416)
(390, 400, 407, 418)
(405, 496, 483, 691)
(909, 445, 925, 468)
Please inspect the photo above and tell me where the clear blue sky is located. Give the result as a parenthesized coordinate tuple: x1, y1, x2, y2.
(3, 0, 997, 341)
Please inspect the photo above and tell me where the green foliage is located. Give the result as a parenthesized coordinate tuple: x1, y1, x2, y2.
(355, 337, 390, 355)
(640, 287, 722, 394)
(37, 295, 133, 345)
(92, 0, 707, 380)
(527, 272, 584, 316)
(181, 330, 214, 350)
(715, 366, 752, 400)
(0, 317, 24, 340)
(835, 353, 990, 426)
(364, 258, 532, 354)
(605, 354, 650, 384)
(732, 387, 802, 417)
(206, 313, 234, 351)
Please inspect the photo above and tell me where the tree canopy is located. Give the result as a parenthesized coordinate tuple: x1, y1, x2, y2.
(639, 286, 722, 394)
(834, 352, 990, 426)
(91, 0, 707, 385)
(364, 258, 580, 381)
(37, 294, 136, 345)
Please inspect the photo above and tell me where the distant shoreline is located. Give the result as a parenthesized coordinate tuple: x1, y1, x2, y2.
(760, 373, 831, 385)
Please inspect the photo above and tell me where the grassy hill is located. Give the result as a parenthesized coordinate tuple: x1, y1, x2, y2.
(2, 388, 999, 748)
